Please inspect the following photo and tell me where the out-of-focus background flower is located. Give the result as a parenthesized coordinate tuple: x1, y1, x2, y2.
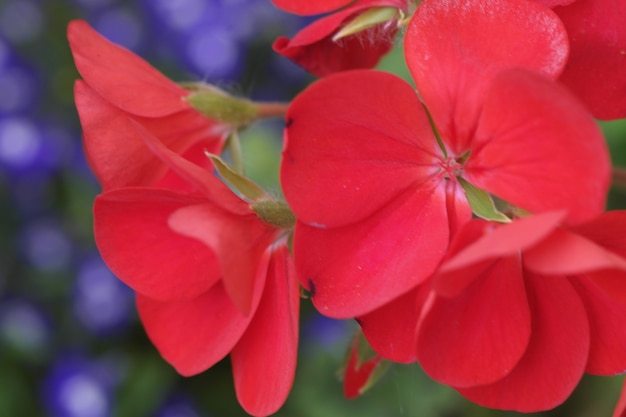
(1, 1, 626, 416)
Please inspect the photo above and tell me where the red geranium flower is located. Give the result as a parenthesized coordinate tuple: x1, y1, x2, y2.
(280, 0, 609, 318)
(93, 123, 299, 416)
(273, 0, 406, 77)
(413, 210, 626, 411)
(69, 20, 226, 190)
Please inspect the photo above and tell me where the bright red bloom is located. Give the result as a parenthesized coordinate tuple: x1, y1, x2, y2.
(553, 0, 626, 120)
(413, 211, 626, 411)
(69, 20, 226, 190)
(280, 0, 609, 318)
(93, 123, 299, 416)
(273, 0, 406, 77)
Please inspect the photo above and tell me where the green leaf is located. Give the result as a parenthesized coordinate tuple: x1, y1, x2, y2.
(459, 178, 511, 223)
(333, 7, 398, 41)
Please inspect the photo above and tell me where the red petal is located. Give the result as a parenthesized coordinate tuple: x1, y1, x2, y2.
(525, 228, 626, 275)
(358, 287, 423, 363)
(273, 1, 403, 77)
(465, 69, 610, 225)
(436, 212, 565, 296)
(128, 120, 246, 214)
(281, 70, 440, 229)
(68, 20, 188, 117)
(571, 276, 626, 375)
(231, 243, 300, 417)
(573, 211, 626, 258)
(457, 272, 589, 412)
(293, 178, 449, 318)
(405, 0, 568, 153)
(137, 280, 260, 376)
(556, 0, 626, 120)
(75, 82, 224, 190)
(418, 255, 531, 387)
(271, 0, 352, 15)
(94, 188, 219, 301)
(168, 204, 276, 315)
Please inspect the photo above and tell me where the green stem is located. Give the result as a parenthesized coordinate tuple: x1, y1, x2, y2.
(255, 102, 290, 119)
(228, 130, 244, 175)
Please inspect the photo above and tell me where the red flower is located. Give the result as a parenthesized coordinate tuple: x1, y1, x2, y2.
(552, 0, 626, 120)
(280, 0, 609, 318)
(273, 0, 406, 77)
(93, 123, 299, 416)
(413, 210, 626, 411)
(69, 20, 226, 190)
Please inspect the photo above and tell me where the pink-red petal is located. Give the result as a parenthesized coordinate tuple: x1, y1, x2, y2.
(271, 0, 352, 15)
(231, 243, 300, 417)
(555, 0, 626, 120)
(524, 228, 626, 276)
(168, 203, 277, 315)
(75, 81, 224, 190)
(571, 276, 626, 375)
(293, 178, 449, 318)
(405, 0, 568, 153)
(457, 271, 589, 412)
(68, 20, 189, 117)
(94, 188, 219, 301)
(418, 255, 531, 387)
(357, 287, 423, 363)
(281, 70, 440, 229)
(435, 212, 565, 296)
(136, 281, 260, 376)
(466, 69, 609, 225)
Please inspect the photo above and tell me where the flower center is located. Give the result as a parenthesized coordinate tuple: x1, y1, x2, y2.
(437, 156, 463, 181)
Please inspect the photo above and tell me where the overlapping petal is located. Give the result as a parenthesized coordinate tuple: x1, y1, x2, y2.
(281, 70, 439, 228)
(68, 20, 189, 117)
(405, 0, 568, 153)
(136, 280, 263, 376)
(457, 272, 589, 412)
(294, 178, 449, 318)
(465, 69, 610, 225)
(75, 82, 224, 190)
(168, 203, 277, 315)
(357, 287, 423, 363)
(418, 255, 531, 387)
(231, 243, 299, 416)
(94, 188, 219, 301)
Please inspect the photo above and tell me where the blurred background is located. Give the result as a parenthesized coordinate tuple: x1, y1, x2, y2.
(0, 0, 626, 416)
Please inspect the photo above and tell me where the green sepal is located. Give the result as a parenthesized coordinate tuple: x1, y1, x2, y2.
(252, 200, 296, 229)
(459, 177, 511, 223)
(185, 84, 258, 126)
(207, 153, 267, 202)
(332, 7, 398, 41)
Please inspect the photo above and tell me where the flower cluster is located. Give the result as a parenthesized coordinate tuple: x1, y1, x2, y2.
(70, 0, 626, 415)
